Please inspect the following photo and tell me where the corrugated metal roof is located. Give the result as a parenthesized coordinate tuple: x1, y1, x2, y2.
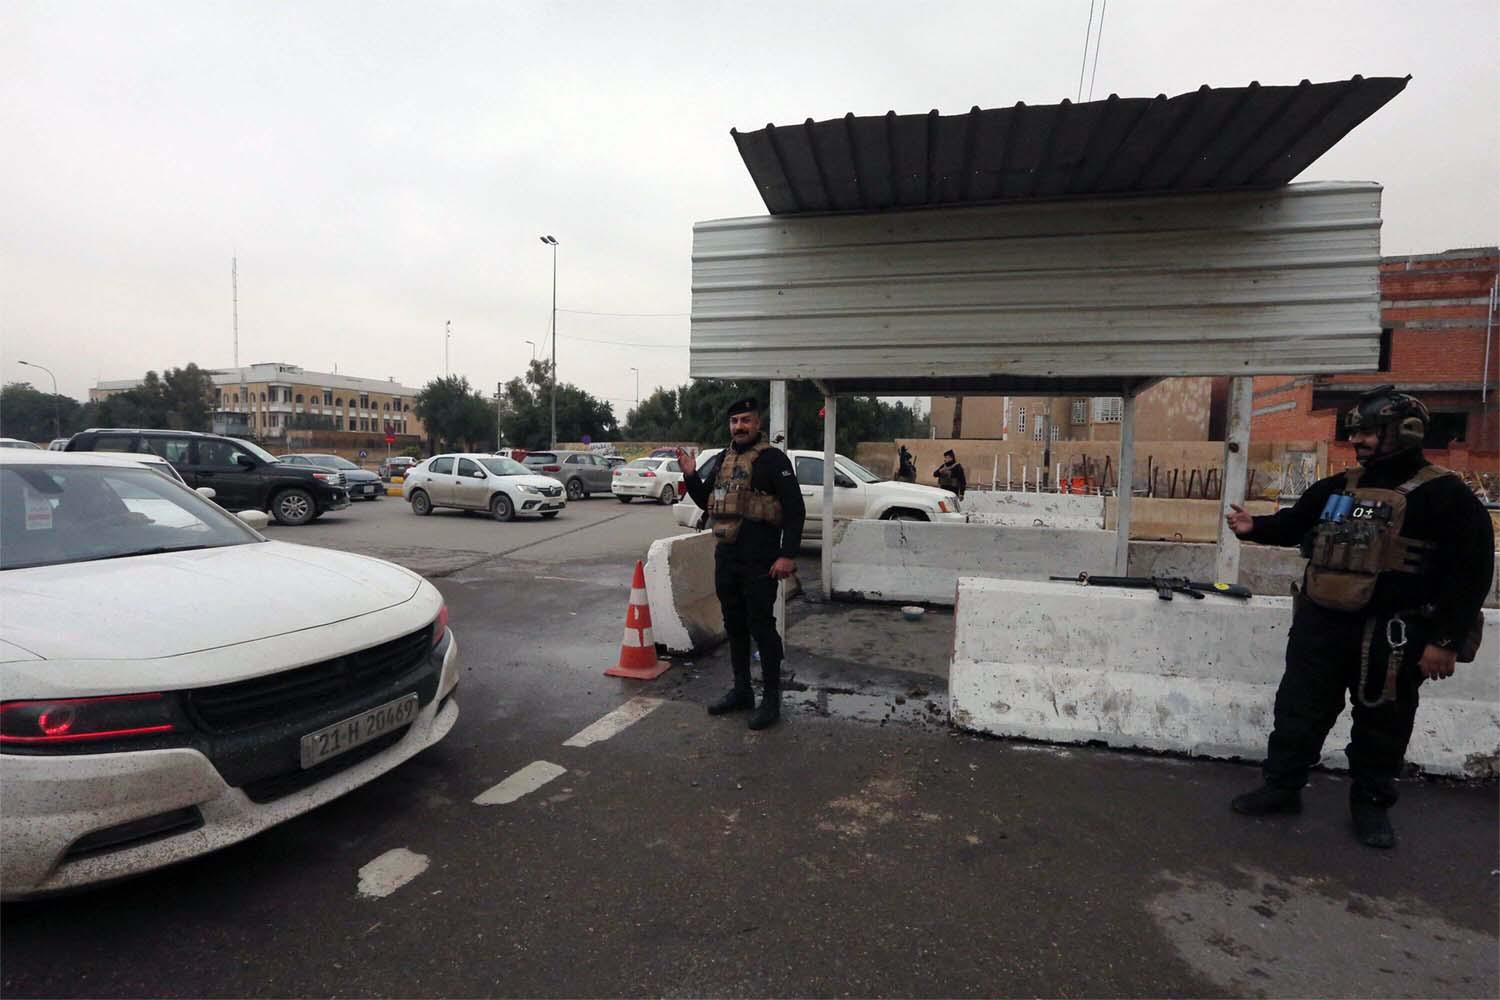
(690, 182, 1383, 391)
(731, 77, 1408, 215)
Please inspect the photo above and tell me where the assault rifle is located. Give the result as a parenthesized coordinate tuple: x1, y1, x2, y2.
(1049, 572, 1253, 602)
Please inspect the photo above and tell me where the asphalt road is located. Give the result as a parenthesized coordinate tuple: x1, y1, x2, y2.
(3, 495, 1496, 998)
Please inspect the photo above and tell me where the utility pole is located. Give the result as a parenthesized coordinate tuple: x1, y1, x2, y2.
(17, 361, 59, 438)
(630, 366, 639, 409)
(444, 321, 451, 378)
(496, 381, 504, 452)
(539, 235, 559, 448)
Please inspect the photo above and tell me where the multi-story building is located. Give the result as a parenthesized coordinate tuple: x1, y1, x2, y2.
(1248, 247, 1499, 456)
(930, 378, 1214, 443)
(91, 363, 427, 443)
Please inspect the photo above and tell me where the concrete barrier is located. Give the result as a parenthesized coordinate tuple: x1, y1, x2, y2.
(642, 532, 723, 654)
(830, 520, 1116, 605)
(949, 577, 1500, 778)
(962, 490, 1105, 529)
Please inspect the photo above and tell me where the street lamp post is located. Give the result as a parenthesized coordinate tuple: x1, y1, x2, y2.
(524, 339, 537, 363)
(18, 361, 60, 438)
(539, 235, 559, 448)
(630, 366, 639, 409)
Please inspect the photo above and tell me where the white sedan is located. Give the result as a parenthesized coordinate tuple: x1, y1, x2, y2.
(673, 448, 964, 536)
(0, 451, 459, 899)
(611, 457, 685, 504)
(403, 453, 566, 520)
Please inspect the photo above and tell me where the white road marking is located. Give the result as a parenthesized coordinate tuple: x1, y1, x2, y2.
(474, 760, 568, 805)
(356, 848, 429, 899)
(562, 696, 665, 748)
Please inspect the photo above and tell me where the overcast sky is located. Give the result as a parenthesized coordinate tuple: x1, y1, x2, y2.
(3, 0, 1497, 406)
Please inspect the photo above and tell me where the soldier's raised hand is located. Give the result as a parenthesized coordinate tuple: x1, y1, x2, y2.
(1226, 503, 1254, 538)
(675, 447, 696, 477)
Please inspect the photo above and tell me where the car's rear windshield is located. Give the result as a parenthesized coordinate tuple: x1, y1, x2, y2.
(1, 463, 260, 570)
(524, 453, 556, 463)
(481, 458, 529, 477)
(626, 459, 660, 469)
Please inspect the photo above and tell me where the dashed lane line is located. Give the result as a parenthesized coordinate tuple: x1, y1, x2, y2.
(473, 760, 568, 805)
(356, 847, 430, 899)
(562, 696, 665, 748)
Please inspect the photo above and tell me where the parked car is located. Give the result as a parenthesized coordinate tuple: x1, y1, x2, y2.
(47, 439, 69, 451)
(605, 455, 628, 469)
(672, 448, 964, 536)
(0, 450, 457, 899)
(403, 453, 566, 520)
(0, 438, 42, 450)
(521, 450, 614, 501)
(648, 447, 681, 459)
(64, 428, 350, 526)
(379, 455, 419, 481)
(280, 453, 384, 501)
(612, 457, 685, 504)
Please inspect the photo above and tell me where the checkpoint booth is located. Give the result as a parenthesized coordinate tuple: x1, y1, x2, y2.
(683, 78, 1500, 778)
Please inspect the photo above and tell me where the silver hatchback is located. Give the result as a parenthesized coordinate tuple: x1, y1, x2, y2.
(521, 451, 614, 500)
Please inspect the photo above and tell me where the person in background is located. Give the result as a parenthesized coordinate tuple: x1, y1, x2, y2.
(933, 449, 967, 499)
(896, 445, 916, 483)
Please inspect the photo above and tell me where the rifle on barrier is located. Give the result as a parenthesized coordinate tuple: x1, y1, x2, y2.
(1048, 572, 1253, 602)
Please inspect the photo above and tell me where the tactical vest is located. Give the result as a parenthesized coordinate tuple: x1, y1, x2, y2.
(936, 463, 957, 492)
(708, 440, 783, 544)
(1301, 464, 1452, 613)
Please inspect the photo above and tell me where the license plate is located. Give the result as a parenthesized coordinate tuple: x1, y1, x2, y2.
(363, 485, 378, 494)
(300, 694, 418, 769)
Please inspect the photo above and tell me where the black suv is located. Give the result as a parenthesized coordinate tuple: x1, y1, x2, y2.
(64, 429, 350, 525)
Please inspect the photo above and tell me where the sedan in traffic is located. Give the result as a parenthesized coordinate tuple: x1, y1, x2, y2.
(403, 453, 566, 521)
(280, 453, 384, 501)
(612, 457, 685, 504)
(0, 450, 458, 899)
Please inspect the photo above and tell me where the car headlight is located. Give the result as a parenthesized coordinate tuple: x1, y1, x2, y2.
(515, 485, 540, 494)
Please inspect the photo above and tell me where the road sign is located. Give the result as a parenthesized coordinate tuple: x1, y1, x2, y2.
(384, 434, 396, 444)
(358, 449, 368, 459)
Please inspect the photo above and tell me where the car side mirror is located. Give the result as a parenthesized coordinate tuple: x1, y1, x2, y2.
(196, 486, 217, 500)
(236, 509, 270, 531)
(237, 455, 258, 469)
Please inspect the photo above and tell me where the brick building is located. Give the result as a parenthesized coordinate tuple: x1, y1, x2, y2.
(1247, 247, 1499, 463)
(930, 377, 1214, 443)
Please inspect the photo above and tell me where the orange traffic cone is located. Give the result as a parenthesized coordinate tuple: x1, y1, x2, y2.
(605, 560, 671, 680)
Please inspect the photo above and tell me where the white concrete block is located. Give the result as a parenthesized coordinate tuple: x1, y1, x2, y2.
(949, 577, 1500, 778)
(830, 520, 1116, 605)
(642, 531, 722, 654)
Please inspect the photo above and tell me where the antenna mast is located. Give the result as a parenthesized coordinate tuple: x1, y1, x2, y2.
(232, 257, 239, 369)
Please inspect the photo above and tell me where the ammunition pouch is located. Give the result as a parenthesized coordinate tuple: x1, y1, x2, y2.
(708, 440, 783, 544)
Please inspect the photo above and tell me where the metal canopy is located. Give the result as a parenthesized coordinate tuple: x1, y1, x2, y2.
(731, 76, 1409, 216)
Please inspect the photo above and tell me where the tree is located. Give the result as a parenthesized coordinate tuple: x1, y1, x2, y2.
(413, 375, 500, 453)
(94, 364, 216, 431)
(0, 382, 89, 441)
(497, 360, 617, 450)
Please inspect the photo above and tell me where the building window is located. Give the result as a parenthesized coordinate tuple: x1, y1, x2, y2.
(323, 391, 333, 405)
(1071, 399, 1087, 425)
(1051, 425, 1060, 441)
(1017, 408, 1026, 435)
(295, 394, 303, 404)
(1378, 328, 1394, 372)
(335, 398, 343, 407)
(360, 395, 369, 409)
(232, 393, 239, 404)
(335, 417, 343, 431)
(1092, 397, 1123, 423)
(383, 402, 391, 411)
(260, 392, 266, 402)
(1032, 421, 1044, 442)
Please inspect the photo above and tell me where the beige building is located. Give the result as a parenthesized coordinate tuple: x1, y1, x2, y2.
(92, 363, 427, 443)
(930, 377, 1214, 443)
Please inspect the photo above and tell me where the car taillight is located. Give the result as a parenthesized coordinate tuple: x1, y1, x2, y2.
(542, 465, 561, 472)
(640, 470, 656, 478)
(612, 469, 622, 477)
(0, 694, 175, 746)
(432, 604, 449, 647)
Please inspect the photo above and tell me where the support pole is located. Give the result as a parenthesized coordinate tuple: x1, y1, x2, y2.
(821, 392, 837, 601)
(1215, 376, 1254, 583)
(1113, 391, 1138, 574)
(769, 380, 789, 639)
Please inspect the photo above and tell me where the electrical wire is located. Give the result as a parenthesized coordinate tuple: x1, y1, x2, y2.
(1088, 0, 1108, 102)
(557, 308, 689, 318)
(1076, 0, 1096, 103)
(556, 333, 685, 350)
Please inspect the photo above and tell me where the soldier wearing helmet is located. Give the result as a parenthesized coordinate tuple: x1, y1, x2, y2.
(1224, 385, 1493, 848)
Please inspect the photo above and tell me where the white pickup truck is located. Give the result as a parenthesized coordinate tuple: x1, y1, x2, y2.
(673, 448, 964, 538)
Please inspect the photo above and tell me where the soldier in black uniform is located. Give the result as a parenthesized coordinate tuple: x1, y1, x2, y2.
(933, 450, 967, 499)
(1225, 385, 1493, 847)
(679, 398, 806, 730)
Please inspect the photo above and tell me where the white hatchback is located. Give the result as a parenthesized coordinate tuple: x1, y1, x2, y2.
(0, 451, 459, 899)
(611, 457, 685, 505)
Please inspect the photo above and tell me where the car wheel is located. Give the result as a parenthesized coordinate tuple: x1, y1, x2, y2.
(410, 490, 433, 516)
(617, 495, 633, 504)
(271, 488, 316, 526)
(659, 485, 676, 505)
(540, 511, 560, 519)
(880, 508, 929, 522)
(491, 493, 514, 522)
(566, 478, 585, 501)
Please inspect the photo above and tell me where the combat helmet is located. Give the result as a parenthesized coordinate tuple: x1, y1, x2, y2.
(1343, 384, 1429, 459)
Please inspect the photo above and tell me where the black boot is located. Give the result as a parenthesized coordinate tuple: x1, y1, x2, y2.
(1351, 800, 1396, 849)
(1231, 784, 1303, 816)
(708, 665, 754, 716)
(748, 659, 781, 731)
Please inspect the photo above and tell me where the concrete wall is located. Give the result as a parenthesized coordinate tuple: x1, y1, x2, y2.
(949, 577, 1500, 778)
(1105, 497, 1277, 542)
(962, 490, 1105, 530)
(830, 520, 1116, 605)
(642, 532, 723, 654)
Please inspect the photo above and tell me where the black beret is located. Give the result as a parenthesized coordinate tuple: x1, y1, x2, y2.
(727, 397, 759, 417)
